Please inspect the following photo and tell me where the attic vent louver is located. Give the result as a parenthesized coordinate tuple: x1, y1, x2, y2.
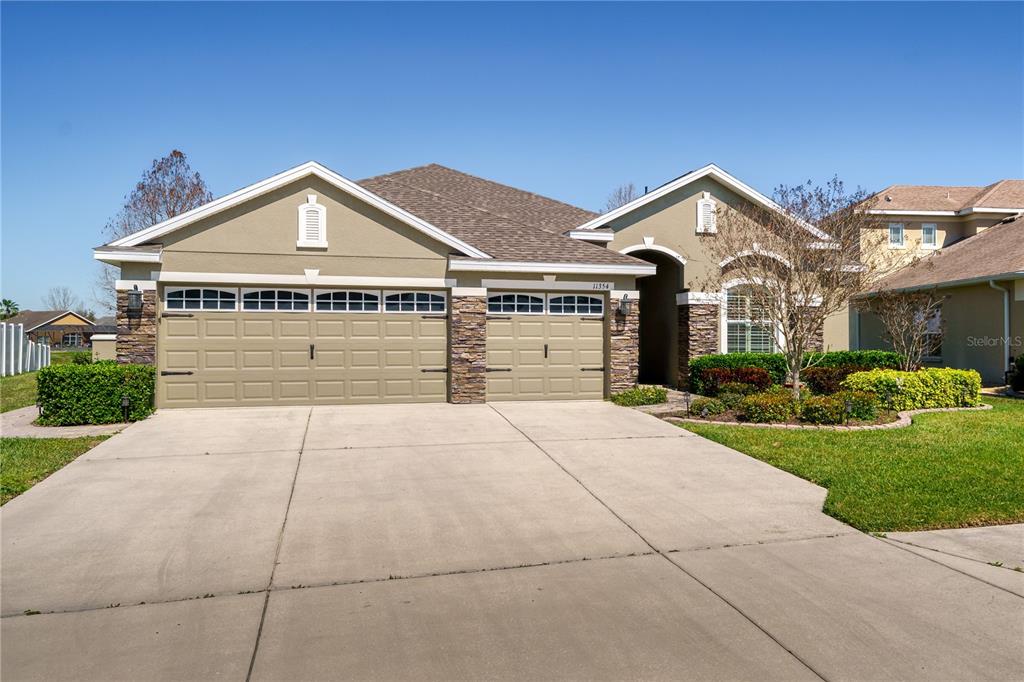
(297, 194, 327, 248)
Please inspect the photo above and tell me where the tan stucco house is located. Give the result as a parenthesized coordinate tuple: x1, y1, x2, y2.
(96, 160, 856, 408)
(857, 212, 1024, 385)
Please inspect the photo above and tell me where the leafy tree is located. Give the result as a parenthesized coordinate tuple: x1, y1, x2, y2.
(95, 150, 213, 312)
(0, 299, 19, 320)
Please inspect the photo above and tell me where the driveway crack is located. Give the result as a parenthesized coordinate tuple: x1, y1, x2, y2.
(245, 406, 313, 682)
(487, 404, 829, 682)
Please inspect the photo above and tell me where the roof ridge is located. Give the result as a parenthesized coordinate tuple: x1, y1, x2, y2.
(964, 179, 1007, 208)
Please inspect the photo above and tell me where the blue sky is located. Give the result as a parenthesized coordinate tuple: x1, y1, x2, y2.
(2, 1, 1022, 311)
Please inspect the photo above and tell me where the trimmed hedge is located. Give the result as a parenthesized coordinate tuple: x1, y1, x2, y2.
(802, 365, 872, 395)
(740, 391, 796, 423)
(700, 367, 772, 396)
(689, 351, 903, 395)
(37, 362, 156, 426)
(611, 385, 668, 407)
(841, 367, 981, 411)
(799, 391, 878, 424)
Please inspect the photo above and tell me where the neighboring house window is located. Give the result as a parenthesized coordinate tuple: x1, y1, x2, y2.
(297, 194, 327, 248)
(726, 286, 775, 353)
(921, 223, 937, 248)
(548, 295, 603, 315)
(487, 293, 544, 314)
(242, 289, 310, 312)
(384, 292, 446, 313)
(166, 288, 237, 311)
(62, 332, 82, 347)
(696, 191, 717, 233)
(315, 290, 379, 312)
(888, 222, 905, 248)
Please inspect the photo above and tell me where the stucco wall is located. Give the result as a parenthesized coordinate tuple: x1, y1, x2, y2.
(822, 305, 852, 351)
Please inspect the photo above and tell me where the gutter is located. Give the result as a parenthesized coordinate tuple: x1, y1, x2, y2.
(989, 280, 1011, 371)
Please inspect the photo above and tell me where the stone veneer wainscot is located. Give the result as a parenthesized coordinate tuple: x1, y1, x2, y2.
(116, 289, 157, 365)
(448, 296, 487, 403)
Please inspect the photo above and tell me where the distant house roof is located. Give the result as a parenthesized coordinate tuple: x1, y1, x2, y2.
(358, 164, 647, 267)
(869, 214, 1024, 292)
(864, 180, 1024, 214)
(4, 310, 94, 332)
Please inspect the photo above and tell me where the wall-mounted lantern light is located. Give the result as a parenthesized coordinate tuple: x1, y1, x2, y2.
(127, 285, 143, 319)
(616, 293, 632, 316)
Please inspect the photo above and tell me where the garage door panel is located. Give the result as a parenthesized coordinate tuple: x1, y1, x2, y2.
(158, 298, 448, 408)
(486, 305, 605, 401)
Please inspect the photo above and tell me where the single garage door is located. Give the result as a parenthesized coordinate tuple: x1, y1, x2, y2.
(485, 293, 605, 400)
(157, 287, 447, 407)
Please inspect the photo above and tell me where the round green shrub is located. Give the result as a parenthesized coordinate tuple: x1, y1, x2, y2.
(740, 391, 796, 423)
(690, 397, 726, 417)
(718, 392, 745, 410)
(799, 395, 846, 424)
(719, 381, 759, 396)
(610, 385, 668, 407)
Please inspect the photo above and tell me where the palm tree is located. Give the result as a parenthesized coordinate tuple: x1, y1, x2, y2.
(0, 299, 19, 320)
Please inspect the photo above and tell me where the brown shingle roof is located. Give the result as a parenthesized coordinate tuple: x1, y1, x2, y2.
(870, 214, 1024, 291)
(359, 164, 643, 266)
(4, 310, 93, 332)
(865, 180, 1024, 212)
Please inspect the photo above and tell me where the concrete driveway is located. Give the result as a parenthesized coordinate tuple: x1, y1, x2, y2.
(2, 402, 1022, 681)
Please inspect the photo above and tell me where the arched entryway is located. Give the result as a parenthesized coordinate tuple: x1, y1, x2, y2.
(623, 248, 685, 386)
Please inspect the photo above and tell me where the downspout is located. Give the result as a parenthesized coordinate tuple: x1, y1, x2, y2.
(989, 280, 1011, 374)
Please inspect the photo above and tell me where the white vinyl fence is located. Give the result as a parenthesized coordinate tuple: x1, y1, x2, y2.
(1, 322, 52, 377)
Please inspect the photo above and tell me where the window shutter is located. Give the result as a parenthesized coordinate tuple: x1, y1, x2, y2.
(304, 208, 320, 241)
(297, 195, 327, 247)
(697, 192, 717, 233)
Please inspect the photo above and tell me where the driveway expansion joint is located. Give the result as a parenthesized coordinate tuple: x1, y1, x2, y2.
(487, 404, 829, 682)
(878, 537, 1024, 599)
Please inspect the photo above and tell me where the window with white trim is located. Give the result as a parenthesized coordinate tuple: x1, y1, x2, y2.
(726, 286, 775, 353)
(166, 288, 237, 311)
(242, 289, 310, 312)
(315, 290, 379, 312)
(384, 291, 446, 313)
(921, 223, 937, 248)
(696, 191, 717, 233)
(922, 306, 942, 360)
(62, 332, 82, 347)
(297, 194, 327, 248)
(548, 295, 604, 315)
(487, 293, 544, 314)
(888, 222, 905, 248)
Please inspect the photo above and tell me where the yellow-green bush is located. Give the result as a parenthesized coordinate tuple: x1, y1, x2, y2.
(740, 391, 796, 423)
(841, 367, 981, 411)
(610, 385, 667, 407)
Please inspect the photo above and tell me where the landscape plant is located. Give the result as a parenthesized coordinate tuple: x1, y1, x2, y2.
(610, 385, 667, 407)
(37, 362, 155, 425)
(842, 367, 981, 411)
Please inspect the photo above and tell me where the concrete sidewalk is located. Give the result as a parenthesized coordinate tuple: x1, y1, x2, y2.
(1, 405, 127, 438)
(2, 402, 1022, 681)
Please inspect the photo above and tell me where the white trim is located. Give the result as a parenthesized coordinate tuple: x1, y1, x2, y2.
(449, 258, 656, 276)
(960, 207, 1024, 215)
(106, 161, 491, 259)
(164, 286, 239, 312)
(574, 163, 831, 240)
(116, 279, 158, 291)
(155, 270, 453, 288)
(93, 249, 162, 264)
(696, 192, 717, 234)
(481, 279, 614, 292)
(90, 333, 117, 341)
(567, 230, 614, 242)
(921, 222, 938, 249)
(719, 246, 792, 269)
(676, 292, 724, 305)
(720, 280, 784, 354)
(864, 207, 1022, 217)
(240, 288, 313, 313)
(312, 289, 381, 313)
(618, 243, 687, 266)
(888, 222, 905, 249)
(451, 287, 487, 297)
(486, 292, 546, 315)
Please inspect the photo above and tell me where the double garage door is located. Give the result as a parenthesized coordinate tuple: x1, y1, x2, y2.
(157, 287, 607, 407)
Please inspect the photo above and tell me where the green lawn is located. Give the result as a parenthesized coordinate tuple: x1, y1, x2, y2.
(0, 372, 38, 413)
(681, 397, 1024, 532)
(1, 436, 108, 504)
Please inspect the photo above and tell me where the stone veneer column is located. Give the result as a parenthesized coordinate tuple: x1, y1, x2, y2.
(609, 295, 640, 393)
(677, 298, 720, 389)
(448, 295, 487, 404)
(116, 289, 158, 365)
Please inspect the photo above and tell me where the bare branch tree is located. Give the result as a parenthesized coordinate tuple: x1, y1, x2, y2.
(857, 288, 945, 371)
(697, 177, 900, 398)
(604, 183, 639, 212)
(44, 286, 82, 312)
(94, 150, 213, 313)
